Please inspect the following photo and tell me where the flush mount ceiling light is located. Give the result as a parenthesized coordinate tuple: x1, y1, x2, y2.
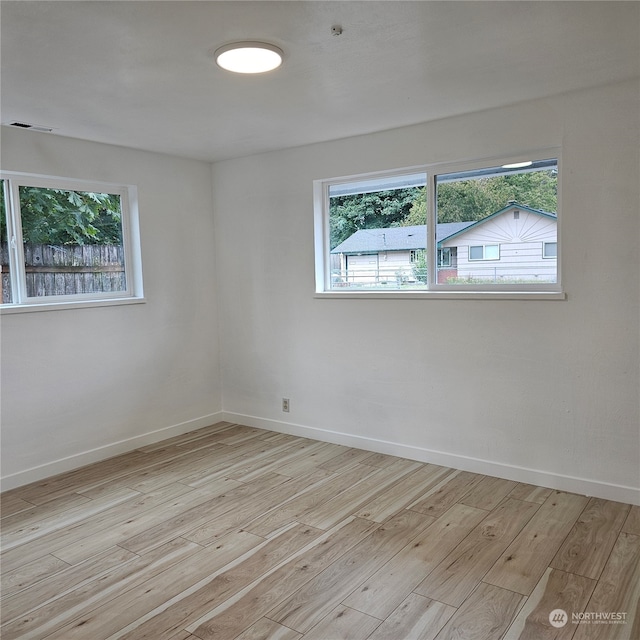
(214, 42, 283, 74)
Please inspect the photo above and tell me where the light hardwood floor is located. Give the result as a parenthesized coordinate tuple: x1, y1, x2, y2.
(1, 421, 638, 640)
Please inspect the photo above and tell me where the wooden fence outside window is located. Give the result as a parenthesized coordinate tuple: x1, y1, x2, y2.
(1, 243, 125, 303)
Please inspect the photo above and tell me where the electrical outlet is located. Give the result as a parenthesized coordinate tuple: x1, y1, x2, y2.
(282, 398, 290, 413)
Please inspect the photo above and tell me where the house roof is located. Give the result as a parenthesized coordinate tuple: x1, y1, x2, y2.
(331, 203, 556, 254)
(331, 222, 473, 254)
(436, 203, 557, 245)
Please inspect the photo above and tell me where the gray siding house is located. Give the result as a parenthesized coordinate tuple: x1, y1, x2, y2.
(331, 203, 557, 286)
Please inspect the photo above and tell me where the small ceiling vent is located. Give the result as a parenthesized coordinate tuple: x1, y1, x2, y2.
(7, 121, 54, 132)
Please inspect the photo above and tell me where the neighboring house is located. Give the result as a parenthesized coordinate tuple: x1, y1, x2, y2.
(331, 203, 557, 285)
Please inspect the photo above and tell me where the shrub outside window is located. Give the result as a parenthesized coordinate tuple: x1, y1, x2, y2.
(314, 151, 561, 296)
(1, 172, 142, 308)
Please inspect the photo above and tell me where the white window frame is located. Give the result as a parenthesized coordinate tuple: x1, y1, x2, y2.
(314, 149, 563, 299)
(1, 171, 144, 312)
(468, 244, 500, 261)
(543, 241, 557, 259)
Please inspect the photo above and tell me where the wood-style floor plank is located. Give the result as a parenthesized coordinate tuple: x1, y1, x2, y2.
(1, 421, 638, 640)
(267, 510, 434, 633)
(244, 464, 379, 537)
(433, 582, 525, 640)
(45, 530, 270, 640)
(366, 593, 455, 640)
(622, 504, 640, 535)
(502, 567, 596, 640)
(407, 470, 484, 517)
(1, 487, 139, 550)
(234, 617, 302, 640)
(1, 492, 91, 531)
(317, 446, 375, 472)
(460, 475, 518, 511)
(297, 459, 422, 530)
(120, 518, 375, 640)
(51, 481, 200, 564)
(509, 483, 554, 504)
(0, 546, 137, 624)
(0, 553, 70, 599)
(182, 469, 331, 547)
(0, 493, 36, 518)
(343, 503, 486, 618)
(119, 474, 286, 555)
(354, 464, 454, 523)
(572, 532, 640, 640)
(483, 490, 589, 595)
(550, 497, 630, 579)
(301, 605, 381, 640)
(1, 538, 201, 640)
(1, 480, 222, 572)
(416, 497, 539, 607)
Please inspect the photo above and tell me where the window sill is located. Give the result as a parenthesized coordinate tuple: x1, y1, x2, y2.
(314, 291, 566, 301)
(0, 296, 146, 314)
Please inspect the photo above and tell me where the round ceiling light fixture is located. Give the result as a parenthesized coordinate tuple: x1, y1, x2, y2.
(214, 42, 283, 74)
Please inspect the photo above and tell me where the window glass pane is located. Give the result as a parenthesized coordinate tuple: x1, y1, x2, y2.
(329, 173, 426, 289)
(436, 159, 558, 285)
(0, 180, 12, 303)
(438, 248, 451, 267)
(18, 186, 126, 298)
(544, 242, 557, 258)
(485, 244, 500, 260)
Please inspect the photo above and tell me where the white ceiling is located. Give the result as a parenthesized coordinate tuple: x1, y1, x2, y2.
(2, 1, 639, 163)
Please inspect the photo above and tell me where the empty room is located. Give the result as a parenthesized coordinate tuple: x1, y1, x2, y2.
(1, 2, 639, 639)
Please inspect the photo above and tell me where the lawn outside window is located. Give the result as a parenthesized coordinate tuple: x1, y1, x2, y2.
(1, 171, 143, 312)
(314, 150, 563, 299)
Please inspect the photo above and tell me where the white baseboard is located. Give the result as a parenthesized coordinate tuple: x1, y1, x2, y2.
(4, 409, 638, 506)
(0, 412, 224, 492)
(222, 411, 640, 506)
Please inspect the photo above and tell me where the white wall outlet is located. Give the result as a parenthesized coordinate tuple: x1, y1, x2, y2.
(282, 398, 290, 412)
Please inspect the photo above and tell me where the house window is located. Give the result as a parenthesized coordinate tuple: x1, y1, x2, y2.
(469, 244, 500, 261)
(437, 248, 452, 267)
(1, 172, 143, 309)
(314, 150, 561, 296)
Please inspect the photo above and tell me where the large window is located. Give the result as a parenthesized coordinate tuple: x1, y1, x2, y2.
(314, 152, 561, 296)
(1, 172, 142, 308)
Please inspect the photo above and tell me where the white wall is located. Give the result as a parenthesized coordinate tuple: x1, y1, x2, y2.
(214, 79, 640, 504)
(1, 128, 222, 488)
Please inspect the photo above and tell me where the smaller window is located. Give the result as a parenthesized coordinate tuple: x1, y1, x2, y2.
(469, 244, 500, 261)
(1, 172, 143, 308)
(437, 248, 451, 267)
(543, 242, 557, 258)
